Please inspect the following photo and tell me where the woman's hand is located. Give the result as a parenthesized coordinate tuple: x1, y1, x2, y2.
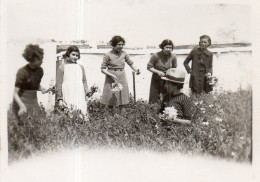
(111, 74, 118, 81)
(41, 87, 49, 94)
(136, 69, 141, 75)
(157, 71, 165, 77)
(18, 104, 27, 116)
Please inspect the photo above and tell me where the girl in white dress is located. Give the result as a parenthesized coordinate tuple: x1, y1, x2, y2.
(56, 46, 89, 115)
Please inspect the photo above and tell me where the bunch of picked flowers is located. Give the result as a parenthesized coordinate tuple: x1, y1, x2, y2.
(159, 106, 178, 121)
(111, 83, 123, 93)
(207, 76, 218, 86)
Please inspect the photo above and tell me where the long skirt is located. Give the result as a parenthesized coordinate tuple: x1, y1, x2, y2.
(148, 73, 166, 103)
(12, 90, 40, 122)
(101, 70, 129, 106)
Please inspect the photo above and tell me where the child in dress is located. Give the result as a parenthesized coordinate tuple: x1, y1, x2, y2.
(183, 35, 213, 94)
(56, 46, 89, 116)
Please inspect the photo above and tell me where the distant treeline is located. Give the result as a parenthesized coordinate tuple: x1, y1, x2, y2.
(57, 42, 251, 54)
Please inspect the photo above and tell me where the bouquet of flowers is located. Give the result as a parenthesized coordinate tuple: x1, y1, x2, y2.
(86, 85, 99, 98)
(207, 76, 218, 86)
(111, 83, 123, 93)
(159, 106, 178, 121)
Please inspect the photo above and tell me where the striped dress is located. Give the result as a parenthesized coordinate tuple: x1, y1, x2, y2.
(160, 93, 195, 120)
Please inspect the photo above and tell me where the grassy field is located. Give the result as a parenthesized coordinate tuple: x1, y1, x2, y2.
(8, 89, 252, 163)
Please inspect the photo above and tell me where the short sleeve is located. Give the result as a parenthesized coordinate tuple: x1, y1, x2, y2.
(147, 53, 157, 69)
(101, 54, 110, 69)
(15, 68, 26, 88)
(125, 53, 134, 66)
(172, 54, 177, 68)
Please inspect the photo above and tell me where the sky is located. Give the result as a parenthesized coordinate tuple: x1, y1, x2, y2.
(5, 0, 251, 47)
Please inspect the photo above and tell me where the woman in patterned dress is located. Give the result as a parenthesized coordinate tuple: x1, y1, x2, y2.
(101, 35, 140, 115)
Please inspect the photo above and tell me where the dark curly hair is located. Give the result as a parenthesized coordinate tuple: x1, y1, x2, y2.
(110, 36, 125, 47)
(159, 39, 175, 50)
(199, 35, 212, 46)
(63, 46, 80, 59)
(22, 44, 44, 62)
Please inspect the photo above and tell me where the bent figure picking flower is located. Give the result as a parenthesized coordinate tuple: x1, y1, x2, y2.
(160, 68, 195, 124)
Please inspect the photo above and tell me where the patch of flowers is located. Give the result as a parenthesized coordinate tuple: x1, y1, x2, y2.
(8, 88, 252, 163)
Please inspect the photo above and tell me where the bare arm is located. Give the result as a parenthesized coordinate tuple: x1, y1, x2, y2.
(148, 67, 165, 76)
(80, 65, 89, 94)
(129, 64, 140, 74)
(174, 118, 191, 124)
(101, 69, 118, 81)
(13, 87, 27, 115)
(147, 53, 165, 77)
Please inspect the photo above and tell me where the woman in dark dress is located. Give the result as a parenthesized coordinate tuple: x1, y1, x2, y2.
(183, 35, 213, 94)
(147, 39, 177, 103)
(12, 44, 47, 121)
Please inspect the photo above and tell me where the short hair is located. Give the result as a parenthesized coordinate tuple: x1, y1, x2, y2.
(200, 35, 212, 46)
(159, 39, 175, 50)
(63, 46, 80, 59)
(110, 36, 125, 47)
(22, 44, 44, 62)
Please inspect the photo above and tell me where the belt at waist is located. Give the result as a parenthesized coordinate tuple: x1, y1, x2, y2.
(108, 68, 124, 71)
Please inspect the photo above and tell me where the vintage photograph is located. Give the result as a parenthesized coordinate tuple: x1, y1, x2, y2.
(1, 0, 257, 181)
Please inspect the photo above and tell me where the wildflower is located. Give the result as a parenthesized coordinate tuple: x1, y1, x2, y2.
(215, 117, 223, 122)
(194, 102, 198, 106)
(207, 76, 218, 86)
(88, 91, 102, 101)
(199, 101, 203, 104)
(209, 104, 213, 108)
(200, 107, 206, 113)
(202, 121, 209, 125)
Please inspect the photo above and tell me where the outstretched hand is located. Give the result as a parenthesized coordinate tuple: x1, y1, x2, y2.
(136, 69, 141, 75)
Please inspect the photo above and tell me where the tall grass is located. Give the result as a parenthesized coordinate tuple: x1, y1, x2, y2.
(8, 89, 252, 163)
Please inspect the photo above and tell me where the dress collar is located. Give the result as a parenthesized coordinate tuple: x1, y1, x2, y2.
(197, 47, 210, 56)
(26, 64, 39, 72)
